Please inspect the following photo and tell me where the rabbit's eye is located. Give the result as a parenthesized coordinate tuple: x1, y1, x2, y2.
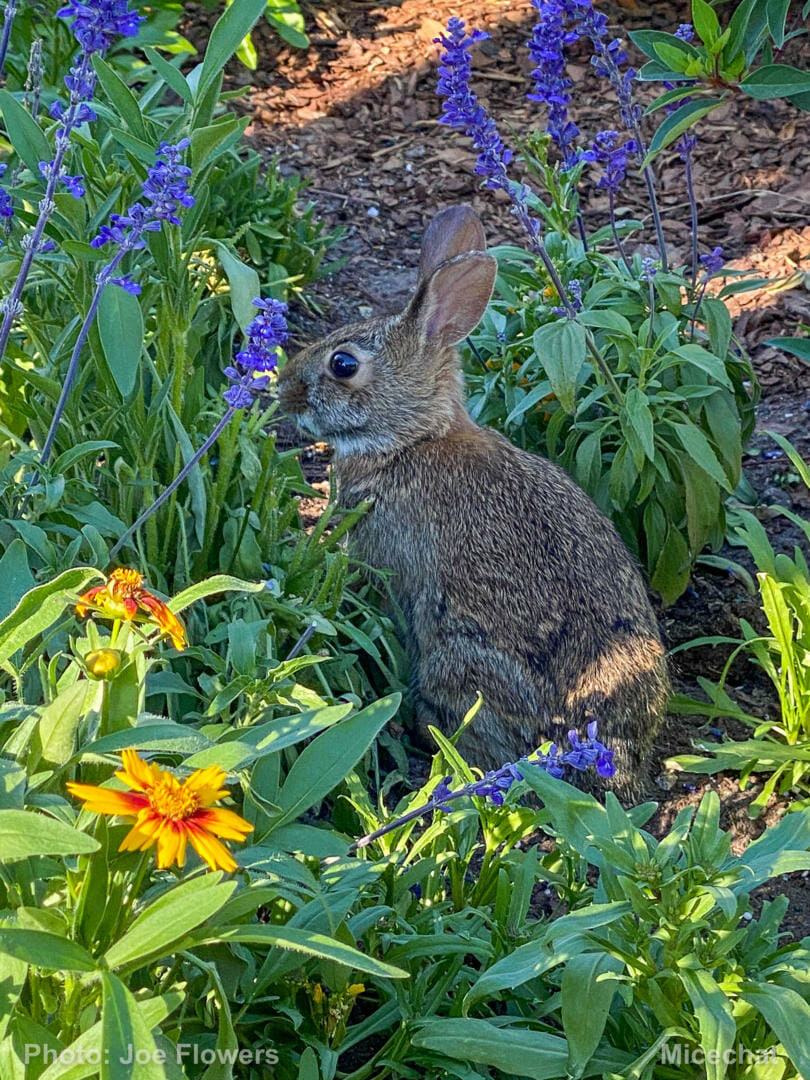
(328, 351, 359, 379)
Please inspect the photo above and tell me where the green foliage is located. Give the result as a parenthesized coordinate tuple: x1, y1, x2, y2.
(465, 142, 758, 603)
(670, 434, 810, 813)
(2, 576, 809, 1078)
(633, 0, 810, 161)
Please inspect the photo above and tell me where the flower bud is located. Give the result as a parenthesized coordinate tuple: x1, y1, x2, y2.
(84, 648, 123, 678)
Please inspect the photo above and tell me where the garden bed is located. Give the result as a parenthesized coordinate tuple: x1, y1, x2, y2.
(234, 0, 810, 907)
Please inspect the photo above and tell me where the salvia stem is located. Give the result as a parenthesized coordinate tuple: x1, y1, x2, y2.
(608, 190, 632, 272)
(640, 162, 668, 272)
(646, 279, 656, 350)
(35, 251, 127, 475)
(108, 405, 237, 563)
(684, 152, 699, 288)
(689, 278, 709, 341)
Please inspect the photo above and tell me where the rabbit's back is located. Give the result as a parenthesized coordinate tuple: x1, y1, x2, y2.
(337, 424, 668, 794)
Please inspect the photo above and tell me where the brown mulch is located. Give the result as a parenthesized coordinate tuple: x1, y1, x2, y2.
(193, 0, 810, 916)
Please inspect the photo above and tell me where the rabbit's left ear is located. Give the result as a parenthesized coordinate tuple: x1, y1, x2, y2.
(405, 251, 497, 349)
(418, 205, 487, 281)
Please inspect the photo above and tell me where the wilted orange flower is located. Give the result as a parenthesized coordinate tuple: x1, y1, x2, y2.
(67, 750, 253, 872)
(76, 568, 186, 650)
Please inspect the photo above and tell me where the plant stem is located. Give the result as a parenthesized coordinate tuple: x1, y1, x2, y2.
(689, 278, 709, 340)
(609, 190, 632, 272)
(34, 250, 126, 475)
(108, 406, 236, 563)
(512, 200, 625, 405)
(646, 279, 656, 351)
(684, 151, 699, 288)
(641, 163, 668, 272)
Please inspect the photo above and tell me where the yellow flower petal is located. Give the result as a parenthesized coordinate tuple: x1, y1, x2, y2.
(194, 807, 254, 841)
(186, 821, 237, 872)
(66, 782, 146, 818)
(116, 748, 160, 793)
(118, 823, 157, 854)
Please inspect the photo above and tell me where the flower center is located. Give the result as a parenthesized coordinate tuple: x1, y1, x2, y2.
(109, 568, 144, 598)
(148, 778, 199, 820)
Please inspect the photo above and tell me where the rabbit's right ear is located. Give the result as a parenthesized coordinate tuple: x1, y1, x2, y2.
(406, 251, 497, 350)
(418, 205, 487, 281)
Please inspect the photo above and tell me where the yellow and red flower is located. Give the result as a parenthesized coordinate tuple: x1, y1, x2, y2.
(67, 750, 253, 872)
(76, 568, 186, 650)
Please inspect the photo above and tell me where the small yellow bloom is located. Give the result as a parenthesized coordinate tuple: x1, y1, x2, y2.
(312, 983, 325, 1006)
(76, 568, 186, 650)
(67, 750, 252, 872)
(84, 648, 123, 678)
(346, 984, 365, 998)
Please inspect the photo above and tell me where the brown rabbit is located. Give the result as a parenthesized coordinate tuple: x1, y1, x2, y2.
(278, 206, 669, 799)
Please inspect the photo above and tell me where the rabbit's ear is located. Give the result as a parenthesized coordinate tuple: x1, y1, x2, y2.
(418, 205, 487, 281)
(407, 252, 497, 349)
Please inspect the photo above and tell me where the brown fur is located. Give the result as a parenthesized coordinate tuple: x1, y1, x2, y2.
(278, 206, 669, 800)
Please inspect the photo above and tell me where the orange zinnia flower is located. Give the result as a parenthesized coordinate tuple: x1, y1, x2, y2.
(67, 750, 253, 872)
(76, 568, 186, 650)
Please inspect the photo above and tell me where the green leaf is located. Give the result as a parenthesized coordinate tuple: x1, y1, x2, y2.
(101, 974, 164, 1080)
(91, 56, 147, 140)
(652, 41, 694, 73)
(412, 1019, 632, 1079)
(645, 99, 724, 164)
(671, 421, 733, 491)
(40, 994, 181, 1080)
(722, 0, 760, 66)
(680, 969, 736, 1080)
(201, 925, 408, 979)
(37, 680, 97, 766)
(212, 241, 261, 332)
(97, 286, 144, 399)
(0, 540, 35, 622)
(169, 574, 266, 615)
(742, 982, 810, 1075)
(692, 0, 721, 45)
(682, 457, 722, 556)
(765, 336, 810, 364)
(271, 694, 401, 830)
(197, 0, 269, 99)
(740, 64, 810, 99)
(144, 46, 193, 102)
(701, 299, 732, 360)
(297, 1047, 319, 1080)
(52, 440, 119, 475)
(190, 114, 247, 171)
(80, 723, 213, 759)
(167, 405, 207, 546)
(533, 320, 586, 415)
(562, 953, 623, 1078)
(0, 90, 51, 175)
(650, 523, 691, 603)
(0, 929, 96, 972)
(767, 0, 792, 48)
(266, 0, 309, 49)
(623, 388, 655, 463)
(504, 381, 553, 426)
(0, 809, 100, 860)
(183, 703, 353, 770)
(0, 567, 102, 668)
(628, 30, 701, 63)
(105, 875, 236, 970)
